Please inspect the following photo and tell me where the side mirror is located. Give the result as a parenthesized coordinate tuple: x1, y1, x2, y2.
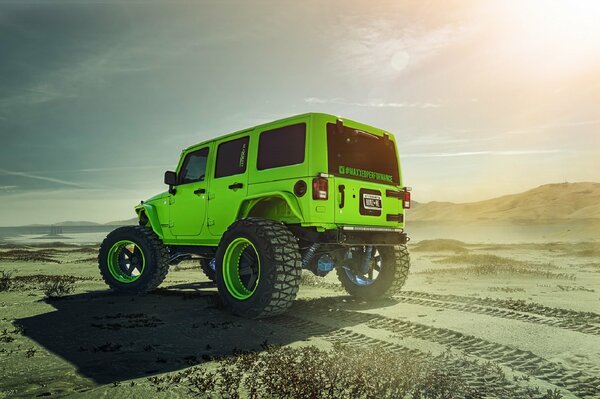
(164, 171, 177, 186)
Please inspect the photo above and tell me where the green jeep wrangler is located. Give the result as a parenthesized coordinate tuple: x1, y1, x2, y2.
(98, 113, 411, 318)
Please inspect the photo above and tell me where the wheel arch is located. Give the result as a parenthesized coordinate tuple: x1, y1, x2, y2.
(135, 203, 164, 239)
(236, 192, 303, 224)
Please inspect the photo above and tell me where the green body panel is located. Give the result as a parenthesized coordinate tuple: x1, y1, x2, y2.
(330, 176, 402, 226)
(308, 113, 404, 228)
(206, 131, 251, 237)
(170, 142, 213, 236)
(238, 190, 303, 223)
(136, 113, 405, 247)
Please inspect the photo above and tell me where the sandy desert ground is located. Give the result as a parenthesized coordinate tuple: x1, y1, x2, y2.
(0, 238, 599, 398)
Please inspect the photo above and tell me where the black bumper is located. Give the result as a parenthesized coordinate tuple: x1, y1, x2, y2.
(319, 228, 409, 246)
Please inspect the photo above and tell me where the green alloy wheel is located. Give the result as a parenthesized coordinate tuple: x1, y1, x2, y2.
(99, 226, 169, 293)
(107, 240, 146, 283)
(222, 237, 261, 300)
(215, 218, 302, 318)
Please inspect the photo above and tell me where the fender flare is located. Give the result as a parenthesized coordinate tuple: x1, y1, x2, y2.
(135, 203, 164, 239)
(237, 192, 303, 223)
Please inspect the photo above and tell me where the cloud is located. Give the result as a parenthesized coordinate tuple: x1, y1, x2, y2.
(403, 149, 563, 158)
(304, 97, 440, 109)
(27, 165, 173, 175)
(0, 168, 85, 188)
(331, 16, 476, 78)
(406, 135, 471, 146)
(0, 34, 165, 110)
(504, 119, 600, 136)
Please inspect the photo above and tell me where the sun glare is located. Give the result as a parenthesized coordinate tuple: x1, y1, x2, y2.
(488, 0, 600, 77)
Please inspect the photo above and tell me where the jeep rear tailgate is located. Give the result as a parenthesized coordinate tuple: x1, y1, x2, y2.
(326, 122, 404, 228)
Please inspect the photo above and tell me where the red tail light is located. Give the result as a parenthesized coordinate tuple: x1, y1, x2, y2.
(402, 187, 411, 209)
(312, 177, 328, 200)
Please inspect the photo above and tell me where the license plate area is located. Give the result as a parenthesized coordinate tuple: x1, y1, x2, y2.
(360, 188, 382, 216)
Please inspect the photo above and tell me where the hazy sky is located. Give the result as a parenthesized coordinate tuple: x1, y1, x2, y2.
(1, 0, 599, 225)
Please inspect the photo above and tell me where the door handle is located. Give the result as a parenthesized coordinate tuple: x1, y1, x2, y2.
(194, 188, 206, 195)
(228, 182, 244, 190)
(339, 185, 345, 208)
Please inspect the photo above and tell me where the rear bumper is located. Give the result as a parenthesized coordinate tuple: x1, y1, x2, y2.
(320, 226, 409, 246)
(289, 225, 409, 246)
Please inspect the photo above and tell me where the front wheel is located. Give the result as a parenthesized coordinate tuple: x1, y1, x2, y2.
(215, 218, 302, 318)
(336, 245, 410, 300)
(98, 226, 169, 293)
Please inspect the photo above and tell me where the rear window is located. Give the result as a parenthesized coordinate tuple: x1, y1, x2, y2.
(257, 123, 306, 170)
(327, 123, 399, 185)
(214, 136, 249, 178)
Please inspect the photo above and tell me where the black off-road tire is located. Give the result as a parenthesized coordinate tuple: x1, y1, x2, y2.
(215, 218, 302, 318)
(336, 245, 410, 300)
(199, 258, 216, 282)
(98, 226, 169, 293)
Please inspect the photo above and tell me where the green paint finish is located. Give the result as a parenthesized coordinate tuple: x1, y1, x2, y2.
(222, 237, 260, 300)
(133, 113, 405, 247)
(107, 240, 146, 283)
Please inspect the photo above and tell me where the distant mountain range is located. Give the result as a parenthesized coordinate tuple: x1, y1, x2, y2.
(104, 218, 138, 226)
(23, 219, 137, 228)
(410, 182, 600, 221)
(53, 221, 102, 226)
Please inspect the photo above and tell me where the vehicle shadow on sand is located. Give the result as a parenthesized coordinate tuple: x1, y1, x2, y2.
(16, 283, 399, 384)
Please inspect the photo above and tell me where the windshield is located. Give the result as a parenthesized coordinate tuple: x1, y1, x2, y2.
(327, 123, 400, 186)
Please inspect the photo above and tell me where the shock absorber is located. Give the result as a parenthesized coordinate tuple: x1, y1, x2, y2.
(302, 243, 321, 269)
(360, 246, 373, 274)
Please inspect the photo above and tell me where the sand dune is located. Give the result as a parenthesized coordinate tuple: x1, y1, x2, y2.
(410, 182, 600, 221)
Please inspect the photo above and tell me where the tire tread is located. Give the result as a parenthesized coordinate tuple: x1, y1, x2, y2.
(336, 244, 410, 299)
(98, 226, 169, 293)
(220, 218, 302, 318)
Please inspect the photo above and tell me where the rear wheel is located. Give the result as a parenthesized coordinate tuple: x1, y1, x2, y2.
(215, 218, 302, 318)
(336, 245, 410, 300)
(98, 226, 169, 293)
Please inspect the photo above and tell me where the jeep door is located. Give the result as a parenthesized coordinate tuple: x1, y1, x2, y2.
(207, 134, 250, 236)
(169, 145, 212, 236)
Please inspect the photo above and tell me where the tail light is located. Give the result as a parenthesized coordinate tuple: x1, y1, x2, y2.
(312, 176, 328, 200)
(402, 187, 411, 209)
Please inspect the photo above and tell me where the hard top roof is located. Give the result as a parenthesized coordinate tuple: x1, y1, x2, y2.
(182, 112, 394, 152)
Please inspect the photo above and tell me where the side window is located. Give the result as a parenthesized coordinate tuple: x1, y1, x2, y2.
(214, 136, 249, 178)
(257, 123, 306, 170)
(179, 147, 209, 184)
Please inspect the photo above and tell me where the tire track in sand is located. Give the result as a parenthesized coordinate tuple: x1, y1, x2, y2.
(393, 293, 600, 336)
(280, 303, 600, 398)
(400, 291, 600, 325)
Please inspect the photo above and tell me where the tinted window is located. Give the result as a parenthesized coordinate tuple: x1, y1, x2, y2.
(327, 123, 399, 185)
(179, 147, 209, 184)
(257, 123, 306, 170)
(214, 136, 249, 178)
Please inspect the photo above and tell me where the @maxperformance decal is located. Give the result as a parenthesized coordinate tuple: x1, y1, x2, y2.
(338, 166, 393, 183)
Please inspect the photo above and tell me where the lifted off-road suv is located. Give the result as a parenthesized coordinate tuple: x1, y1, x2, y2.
(99, 113, 411, 318)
